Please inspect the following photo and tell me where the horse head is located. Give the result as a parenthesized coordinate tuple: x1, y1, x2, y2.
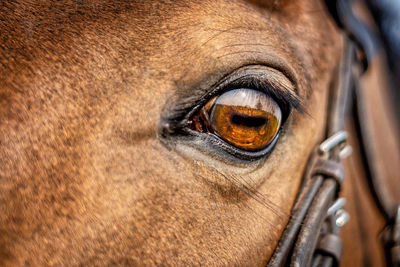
(1, 0, 399, 265)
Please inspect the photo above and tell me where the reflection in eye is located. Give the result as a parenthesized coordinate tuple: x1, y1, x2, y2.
(191, 89, 282, 151)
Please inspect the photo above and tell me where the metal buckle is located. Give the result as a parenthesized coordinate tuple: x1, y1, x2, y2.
(327, 198, 350, 227)
(319, 131, 352, 159)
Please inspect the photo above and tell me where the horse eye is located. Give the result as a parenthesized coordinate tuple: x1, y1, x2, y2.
(191, 89, 282, 151)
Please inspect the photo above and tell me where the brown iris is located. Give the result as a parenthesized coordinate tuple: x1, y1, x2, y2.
(191, 89, 282, 151)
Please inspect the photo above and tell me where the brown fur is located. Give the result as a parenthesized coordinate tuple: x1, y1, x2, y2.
(0, 0, 397, 266)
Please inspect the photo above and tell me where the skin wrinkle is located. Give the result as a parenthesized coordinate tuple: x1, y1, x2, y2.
(164, 3, 304, 96)
(197, 172, 278, 227)
(178, 28, 303, 96)
(115, 127, 156, 145)
(189, 135, 285, 216)
(0, 0, 351, 266)
(213, 168, 288, 220)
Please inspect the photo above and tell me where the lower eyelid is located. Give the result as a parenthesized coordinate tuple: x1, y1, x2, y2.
(178, 128, 282, 162)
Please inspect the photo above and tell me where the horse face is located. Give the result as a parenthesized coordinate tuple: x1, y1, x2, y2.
(0, 0, 341, 265)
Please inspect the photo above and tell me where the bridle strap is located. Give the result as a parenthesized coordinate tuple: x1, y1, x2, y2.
(267, 40, 356, 267)
(268, 0, 400, 265)
(324, 0, 377, 70)
(354, 65, 400, 267)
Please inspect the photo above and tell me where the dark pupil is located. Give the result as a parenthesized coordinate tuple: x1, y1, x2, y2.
(231, 114, 267, 128)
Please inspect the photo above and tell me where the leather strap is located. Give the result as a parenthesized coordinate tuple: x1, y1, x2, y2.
(267, 41, 355, 267)
(268, 1, 399, 265)
(312, 159, 345, 185)
(316, 233, 343, 264)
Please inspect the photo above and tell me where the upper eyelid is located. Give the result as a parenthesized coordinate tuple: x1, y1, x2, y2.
(184, 65, 305, 121)
(217, 71, 305, 113)
(161, 64, 304, 136)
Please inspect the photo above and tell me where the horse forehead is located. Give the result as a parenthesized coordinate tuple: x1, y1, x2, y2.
(0, 0, 326, 67)
(2, 0, 339, 119)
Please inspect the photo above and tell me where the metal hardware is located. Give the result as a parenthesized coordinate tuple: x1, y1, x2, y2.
(319, 131, 348, 154)
(335, 210, 350, 227)
(339, 145, 353, 159)
(327, 198, 347, 216)
(327, 198, 350, 227)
